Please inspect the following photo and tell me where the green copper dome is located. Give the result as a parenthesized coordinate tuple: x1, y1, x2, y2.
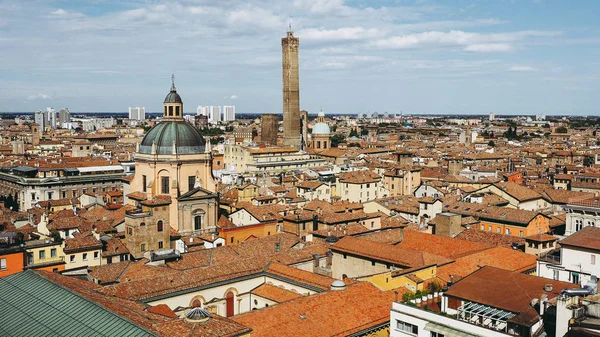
(139, 121, 206, 155)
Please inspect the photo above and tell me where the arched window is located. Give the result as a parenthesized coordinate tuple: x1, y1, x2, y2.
(226, 292, 234, 317)
(191, 299, 202, 308)
(157, 220, 163, 232)
(194, 216, 202, 231)
(140, 222, 146, 227)
(193, 210, 205, 231)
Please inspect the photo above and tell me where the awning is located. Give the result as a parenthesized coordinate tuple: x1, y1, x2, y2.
(424, 322, 477, 337)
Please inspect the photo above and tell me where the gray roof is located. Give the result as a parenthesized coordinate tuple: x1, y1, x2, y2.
(139, 120, 206, 155)
(0, 270, 156, 337)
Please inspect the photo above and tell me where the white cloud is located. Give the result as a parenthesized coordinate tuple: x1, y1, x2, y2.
(465, 43, 513, 53)
(48, 8, 85, 19)
(371, 30, 559, 53)
(27, 93, 52, 101)
(225, 95, 238, 99)
(293, 0, 345, 14)
(299, 27, 385, 42)
(508, 66, 538, 72)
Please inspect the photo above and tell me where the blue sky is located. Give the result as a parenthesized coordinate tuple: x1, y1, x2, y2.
(0, 0, 598, 115)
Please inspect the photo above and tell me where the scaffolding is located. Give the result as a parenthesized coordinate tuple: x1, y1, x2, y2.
(457, 301, 516, 333)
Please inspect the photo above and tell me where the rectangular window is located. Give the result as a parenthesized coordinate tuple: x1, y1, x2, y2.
(83, 253, 88, 261)
(141, 243, 146, 251)
(396, 320, 418, 335)
(0, 258, 6, 270)
(592, 255, 596, 265)
(161, 176, 169, 194)
(158, 241, 164, 249)
(188, 176, 195, 191)
(553, 269, 559, 280)
(371, 261, 376, 266)
(50, 248, 56, 258)
(519, 231, 524, 238)
(39, 250, 45, 260)
(70, 255, 75, 263)
(142, 175, 147, 192)
(94, 252, 99, 259)
(431, 332, 445, 337)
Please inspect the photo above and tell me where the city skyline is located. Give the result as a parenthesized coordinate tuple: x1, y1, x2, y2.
(1, 1, 599, 115)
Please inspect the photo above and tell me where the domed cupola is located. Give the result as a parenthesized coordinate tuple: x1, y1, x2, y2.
(312, 109, 330, 135)
(163, 74, 183, 119)
(138, 75, 206, 155)
(311, 108, 331, 151)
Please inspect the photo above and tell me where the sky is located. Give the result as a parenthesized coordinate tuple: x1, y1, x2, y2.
(0, 0, 599, 115)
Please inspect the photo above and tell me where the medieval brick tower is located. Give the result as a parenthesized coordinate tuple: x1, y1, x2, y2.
(282, 29, 301, 149)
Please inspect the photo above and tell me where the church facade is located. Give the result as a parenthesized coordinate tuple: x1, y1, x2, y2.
(125, 77, 219, 258)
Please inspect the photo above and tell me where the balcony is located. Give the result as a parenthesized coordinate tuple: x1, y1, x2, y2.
(538, 250, 561, 265)
(25, 256, 65, 269)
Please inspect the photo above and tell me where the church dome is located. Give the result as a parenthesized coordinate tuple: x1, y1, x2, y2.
(312, 122, 330, 135)
(139, 121, 206, 155)
(164, 90, 182, 104)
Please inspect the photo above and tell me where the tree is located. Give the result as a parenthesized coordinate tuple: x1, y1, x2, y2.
(360, 129, 369, 136)
(251, 128, 258, 139)
(488, 140, 496, 147)
(330, 134, 346, 147)
(349, 128, 359, 138)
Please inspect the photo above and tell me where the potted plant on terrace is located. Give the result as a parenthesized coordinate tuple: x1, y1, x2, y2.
(421, 290, 429, 302)
(427, 281, 443, 298)
(415, 290, 422, 304)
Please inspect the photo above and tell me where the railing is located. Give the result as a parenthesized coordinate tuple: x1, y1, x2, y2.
(26, 256, 65, 267)
(539, 252, 561, 264)
(125, 209, 152, 218)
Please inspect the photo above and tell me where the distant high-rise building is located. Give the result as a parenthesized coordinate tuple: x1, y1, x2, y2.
(489, 112, 495, 121)
(261, 114, 279, 145)
(197, 105, 209, 116)
(58, 108, 71, 127)
(34, 110, 45, 131)
(46, 107, 56, 129)
(223, 105, 236, 121)
(128, 107, 146, 120)
(282, 29, 301, 149)
(209, 106, 221, 124)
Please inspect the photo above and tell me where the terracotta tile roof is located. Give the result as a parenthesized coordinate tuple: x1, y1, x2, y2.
(217, 215, 236, 229)
(127, 191, 148, 201)
(99, 258, 270, 301)
(232, 282, 400, 337)
(398, 230, 491, 259)
(90, 261, 132, 284)
(445, 266, 578, 327)
(141, 195, 172, 206)
(251, 283, 303, 303)
(297, 181, 324, 190)
(436, 247, 537, 283)
(101, 237, 130, 257)
(443, 201, 545, 226)
(493, 182, 542, 202)
(540, 188, 593, 204)
(525, 233, 557, 242)
(37, 270, 252, 337)
(265, 262, 338, 291)
(455, 228, 525, 248)
(64, 232, 103, 253)
(560, 226, 600, 251)
(338, 170, 381, 184)
(332, 236, 451, 268)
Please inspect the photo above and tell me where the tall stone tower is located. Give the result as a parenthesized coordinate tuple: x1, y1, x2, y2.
(282, 29, 301, 149)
